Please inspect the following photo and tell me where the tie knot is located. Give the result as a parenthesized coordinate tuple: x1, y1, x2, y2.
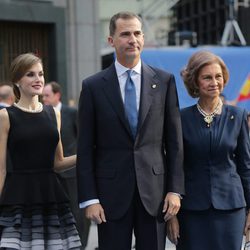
(127, 70, 133, 78)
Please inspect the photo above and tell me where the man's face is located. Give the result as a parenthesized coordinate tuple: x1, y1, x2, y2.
(108, 17, 144, 68)
(42, 84, 60, 106)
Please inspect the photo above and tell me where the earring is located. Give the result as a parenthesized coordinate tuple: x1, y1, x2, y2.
(16, 83, 20, 88)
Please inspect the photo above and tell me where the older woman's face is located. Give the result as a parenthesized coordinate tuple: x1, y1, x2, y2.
(197, 63, 224, 99)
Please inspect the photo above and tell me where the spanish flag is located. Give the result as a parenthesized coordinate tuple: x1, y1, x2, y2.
(237, 74, 250, 101)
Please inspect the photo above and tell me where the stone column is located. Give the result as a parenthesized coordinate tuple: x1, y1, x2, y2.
(66, 0, 100, 106)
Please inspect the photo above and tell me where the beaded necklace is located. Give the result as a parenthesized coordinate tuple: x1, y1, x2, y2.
(13, 102, 43, 113)
(196, 100, 222, 127)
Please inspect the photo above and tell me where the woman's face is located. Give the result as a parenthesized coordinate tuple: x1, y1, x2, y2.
(197, 63, 224, 100)
(18, 62, 44, 97)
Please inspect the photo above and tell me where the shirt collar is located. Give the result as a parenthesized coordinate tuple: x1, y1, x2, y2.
(0, 102, 9, 107)
(115, 59, 142, 77)
(55, 101, 62, 111)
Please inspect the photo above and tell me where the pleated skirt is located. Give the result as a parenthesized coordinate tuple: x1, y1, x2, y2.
(177, 207, 246, 250)
(0, 203, 82, 249)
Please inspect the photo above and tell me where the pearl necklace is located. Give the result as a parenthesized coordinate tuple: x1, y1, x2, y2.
(13, 102, 43, 113)
(196, 100, 222, 127)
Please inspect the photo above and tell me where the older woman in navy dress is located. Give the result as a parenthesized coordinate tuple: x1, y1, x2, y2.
(167, 50, 250, 250)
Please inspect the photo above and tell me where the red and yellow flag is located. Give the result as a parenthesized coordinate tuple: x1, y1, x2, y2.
(237, 74, 250, 101)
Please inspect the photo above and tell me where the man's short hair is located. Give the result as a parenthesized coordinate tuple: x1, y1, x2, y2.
(46, 81, 62, 95)
(109, 11, 142, 36)
(0, 83, 14, 101)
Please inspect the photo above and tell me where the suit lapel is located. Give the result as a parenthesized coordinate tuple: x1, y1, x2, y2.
(102, 63, 159, 139)
(102, 64, 132, 136)
(60, 105, 65, 122)
(137, 63, 158, 134)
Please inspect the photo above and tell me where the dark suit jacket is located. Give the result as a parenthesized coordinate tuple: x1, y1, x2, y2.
(181, 104, 250, 210)
(77, 62, 184, 220)
(0, 104, 8, 109)
(60, 104, 78, 178)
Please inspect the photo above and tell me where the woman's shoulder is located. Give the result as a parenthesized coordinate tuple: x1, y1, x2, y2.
(181, 105, 196, 115)
(43, 105, 59, 126)
(0, 108, 9, 120)
(224, 104, 245, 115)
(223, 104, 248, 124)
(0, 108, 10, 131)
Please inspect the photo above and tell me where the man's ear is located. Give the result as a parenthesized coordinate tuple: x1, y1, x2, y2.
(55, 92, 61, 101)
(108, 36, 114, 47)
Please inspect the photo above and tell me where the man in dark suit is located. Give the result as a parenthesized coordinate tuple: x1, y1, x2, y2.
(42, 82, 90, 249)
(0, 83, 15, 109)
(76, 12, 184, 250)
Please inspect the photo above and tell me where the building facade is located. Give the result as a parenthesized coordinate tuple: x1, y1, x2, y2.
(0, 0, 100, 104)
(1, 0, 249, 103)
(170, 0, 250, 46)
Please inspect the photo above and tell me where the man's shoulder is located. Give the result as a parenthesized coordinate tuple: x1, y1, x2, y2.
(0, 103, 8, 109)
(142, 64, 174, 88)
(142, 62, 173, 79)
(83, 64, 114, 84)
(61, 104, 77, 114)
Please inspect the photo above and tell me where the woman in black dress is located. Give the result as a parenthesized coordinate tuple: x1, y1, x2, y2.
(0, 53, 82, 249)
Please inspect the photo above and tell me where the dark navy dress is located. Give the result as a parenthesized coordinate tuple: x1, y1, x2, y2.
(0, 105, 82, 249)
(177, 104, 250, 250)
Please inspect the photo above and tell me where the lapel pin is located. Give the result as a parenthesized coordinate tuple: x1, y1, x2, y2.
(230, 115, 234, 120)
(151, 84, 157, 89)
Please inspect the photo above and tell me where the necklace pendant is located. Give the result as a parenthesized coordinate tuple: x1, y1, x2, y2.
(204, 115, 213, 124)
(196, 100, 222, 128)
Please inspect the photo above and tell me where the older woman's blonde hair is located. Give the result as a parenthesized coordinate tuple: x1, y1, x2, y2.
(9, 53, 42, 101)
(181, 50, 229, 98)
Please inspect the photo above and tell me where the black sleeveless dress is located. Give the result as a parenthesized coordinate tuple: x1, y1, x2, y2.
(0, 105, 82, 249)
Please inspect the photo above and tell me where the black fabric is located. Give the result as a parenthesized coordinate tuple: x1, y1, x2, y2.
(0, 105, 68, 205)
(0, 105, 82, 249)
